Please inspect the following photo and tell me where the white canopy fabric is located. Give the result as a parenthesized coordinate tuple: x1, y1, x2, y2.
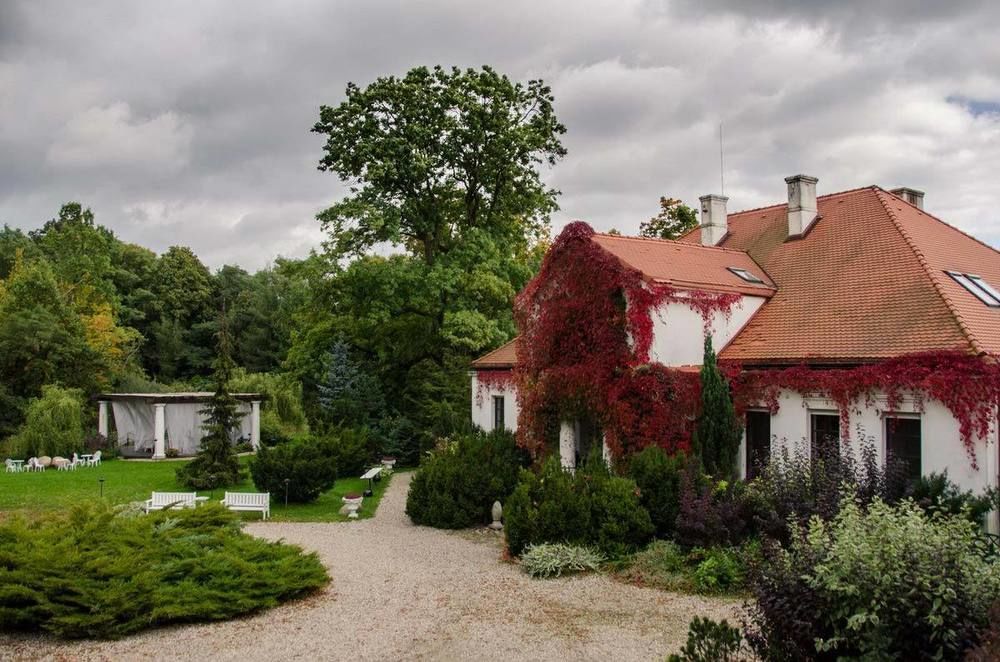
(110, 399, 253, 455)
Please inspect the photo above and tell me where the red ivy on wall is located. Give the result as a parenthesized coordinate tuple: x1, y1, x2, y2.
(474, 369, 515, 406)
(729, 352, 1000, 467)
(512, 221, 739, 458)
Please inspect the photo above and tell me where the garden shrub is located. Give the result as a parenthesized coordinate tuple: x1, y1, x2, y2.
(906, 470, 994, 523)
(674, 465, 751, 548)
(322, 426, 376, 476)
(520, 543, 604, 578)
(6, 385, 85, 458)
(504, 452, 653, 557)
(375, 414, 421, 467)
(668, 617, 753, 662)
(0, 503, 328, 639)
(628, 446, 689, 539)
(690, 547, 743, 594)
(405, 429, 530, 529)
(613, 540, 692, 592)
(744, 497, 1000, 661)
(250, 436, 338, 503)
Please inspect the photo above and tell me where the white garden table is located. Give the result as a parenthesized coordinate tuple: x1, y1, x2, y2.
(9, 460, 24, 472)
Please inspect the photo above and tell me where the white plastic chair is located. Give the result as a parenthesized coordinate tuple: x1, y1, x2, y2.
(4, 459, 18, 473)
(69, 452, 80, 470)
(26, 457, 44, 473)
(90, 450, 102, 467)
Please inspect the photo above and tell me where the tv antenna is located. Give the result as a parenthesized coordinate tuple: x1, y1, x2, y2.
(719, 122, 725, 196)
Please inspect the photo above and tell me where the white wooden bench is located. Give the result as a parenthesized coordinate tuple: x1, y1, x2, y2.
(220, 492, 270, 520)
(144, 492, 197, 513)
(361, 466, 382, 497)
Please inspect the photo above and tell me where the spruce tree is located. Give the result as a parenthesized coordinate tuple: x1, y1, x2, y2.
(696, 334, 742, 479)
(177, 312, 245, 489)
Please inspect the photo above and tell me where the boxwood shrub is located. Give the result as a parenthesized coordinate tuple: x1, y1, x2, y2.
(405, 429, 530, 529)
(0, 503, 328, 639)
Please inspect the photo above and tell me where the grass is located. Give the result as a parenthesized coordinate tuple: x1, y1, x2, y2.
(0, 455, 393, 522)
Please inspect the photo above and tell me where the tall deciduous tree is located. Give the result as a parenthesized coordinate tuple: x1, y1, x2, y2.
(696, 335, 742, 479)
(639, 197, 699, 240)
(308, 65, 565, 440)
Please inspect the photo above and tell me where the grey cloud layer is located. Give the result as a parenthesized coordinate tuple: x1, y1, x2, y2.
(1, 0, 999, 269)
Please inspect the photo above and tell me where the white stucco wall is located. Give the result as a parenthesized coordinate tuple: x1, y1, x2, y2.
(740, 389, 998, 506)
(648, 294, 766, 367)
(470, 371, 519, 432)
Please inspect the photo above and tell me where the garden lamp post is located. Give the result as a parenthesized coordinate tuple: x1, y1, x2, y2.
(284, 478, 290, 508)
(99, 477, 105, 498)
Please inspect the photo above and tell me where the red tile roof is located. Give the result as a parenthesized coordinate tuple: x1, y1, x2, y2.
(592, 233, 776, 296)
(680, 186, 999, 363)
(470, 338, 518, 369)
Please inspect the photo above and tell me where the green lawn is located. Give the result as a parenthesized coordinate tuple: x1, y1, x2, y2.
(0, 456, 392, 522)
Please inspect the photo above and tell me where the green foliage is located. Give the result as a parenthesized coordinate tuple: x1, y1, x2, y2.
(747, 497, 1000, 660)
(690, 547, 744, 594)
(907, 470, 994, 523)
(628, 446, 690, 538)
(668, 617, 752, 662)
(6, 385, 85, 458)
(405, 429, 530, 529)
(504, 453, 653, 557)
(176, 319, 244, 490)
(639, 196, 699, 241)
(249, 436, 338, 503)
(696, 335, 741, 479)
(0, 502, 328, 639)
(520, 543, 604, 579)
(230, 368, 308, 436)
(322, 426, 376, 477)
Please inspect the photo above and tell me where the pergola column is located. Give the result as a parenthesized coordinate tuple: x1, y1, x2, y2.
(153, 403, 166, 459)
(250, 400, 261, 450)
(559, 421, 575, 470)
(97, 400, 109, 438)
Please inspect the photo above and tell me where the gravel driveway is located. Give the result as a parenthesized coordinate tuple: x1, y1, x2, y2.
(1, 471, 738, 661)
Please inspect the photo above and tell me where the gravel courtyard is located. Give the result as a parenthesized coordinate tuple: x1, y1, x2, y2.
(1, 472, 738, 662)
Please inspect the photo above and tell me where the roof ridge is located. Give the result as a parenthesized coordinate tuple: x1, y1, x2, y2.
(878, 186, 1000, 260)
(874, 188, 983, 354)
(592, 231, 751, 255)
(726, 185, 879, 218)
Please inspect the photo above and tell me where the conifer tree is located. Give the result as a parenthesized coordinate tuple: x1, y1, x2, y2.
(696, 334, 742, 479)
(177, 312, 245, 489)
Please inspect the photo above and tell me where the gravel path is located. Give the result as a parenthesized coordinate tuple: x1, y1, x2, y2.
(1, 472, 738, 661)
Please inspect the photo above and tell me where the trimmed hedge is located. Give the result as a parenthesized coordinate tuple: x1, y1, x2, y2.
(0, 503, 328, 639)
(628, 446, 690, 539)
(405, 429, 530, 529)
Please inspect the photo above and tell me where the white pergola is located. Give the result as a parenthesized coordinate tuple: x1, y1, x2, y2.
(96, 393, 263, 459)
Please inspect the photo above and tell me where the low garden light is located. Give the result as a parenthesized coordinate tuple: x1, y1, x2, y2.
(99, 477, 105, 498)
(284, 478, 290, 508)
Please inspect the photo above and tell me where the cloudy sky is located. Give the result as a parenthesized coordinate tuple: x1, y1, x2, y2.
(2, 1, 1000, 269)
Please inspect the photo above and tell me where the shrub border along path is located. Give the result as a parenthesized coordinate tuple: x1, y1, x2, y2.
(0, 457, 391, 522)
(1, 471, 738, 661)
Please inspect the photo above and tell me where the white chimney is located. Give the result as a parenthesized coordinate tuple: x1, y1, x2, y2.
(699, 194, 728, 246)
(890, 187, 925, 210)
(785, 174, 818, 237)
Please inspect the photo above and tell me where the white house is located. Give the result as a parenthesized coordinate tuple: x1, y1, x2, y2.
(471, 175, 1000, 531)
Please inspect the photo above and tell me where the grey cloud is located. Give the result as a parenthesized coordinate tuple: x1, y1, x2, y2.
(2, 0, 1000, 269)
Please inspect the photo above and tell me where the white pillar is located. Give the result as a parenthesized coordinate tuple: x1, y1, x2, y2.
(559, 421, 575, 470)
(98, 401, 109, 438)
(250, 400, 261, 450)
(153, 403, 166, 460)
(601, 435, 612, 466)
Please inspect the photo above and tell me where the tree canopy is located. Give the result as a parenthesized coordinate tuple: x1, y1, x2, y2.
(639, 197, 699, 240)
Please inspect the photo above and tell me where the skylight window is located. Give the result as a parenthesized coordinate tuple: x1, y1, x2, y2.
(946, 271, 1000, 307)
(728, 267, 765, 284)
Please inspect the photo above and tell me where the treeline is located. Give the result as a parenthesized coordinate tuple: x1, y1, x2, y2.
(1, 65, 566, 460)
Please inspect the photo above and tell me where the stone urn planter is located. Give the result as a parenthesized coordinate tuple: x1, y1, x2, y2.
(381, 456, 397, 471)
(342, 493, 364, 519)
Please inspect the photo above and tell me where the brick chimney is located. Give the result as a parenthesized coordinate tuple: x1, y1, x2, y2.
(785, 174, 818, 237)
(890, 187, 925, 210)
(699, 194, 728, 246)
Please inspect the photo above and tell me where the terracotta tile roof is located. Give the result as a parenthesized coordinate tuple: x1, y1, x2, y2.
(471, 338, 518, 369)
(591, 233, 776, 296)
(679, 186, 997, 363)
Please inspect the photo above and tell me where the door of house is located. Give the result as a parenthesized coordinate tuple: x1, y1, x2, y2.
(575, 416, 600, 467)
(745, 411, 771, 479)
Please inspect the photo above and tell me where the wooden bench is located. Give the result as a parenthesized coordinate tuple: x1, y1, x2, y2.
(361, 466, 382, 497)
(220, 492, 270, 520)
(144, 491, 197, 513)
